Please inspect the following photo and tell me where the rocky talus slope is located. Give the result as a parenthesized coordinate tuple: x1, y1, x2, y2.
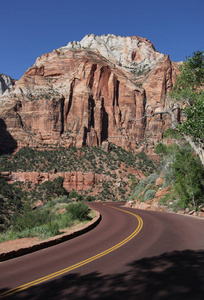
(0, 34, 180, 153)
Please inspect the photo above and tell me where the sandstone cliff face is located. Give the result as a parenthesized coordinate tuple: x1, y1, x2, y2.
(0, 171, 102, 191)
(0, 34, 179, 153)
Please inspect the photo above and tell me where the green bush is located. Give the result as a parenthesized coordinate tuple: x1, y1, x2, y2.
(155, 143, 168, 155)
(131, 173, 158, 200)
(144, 189, 156, 201)
(171, 148, 204, 209)
(163, 128, 181, 139)
(147, 173, 159, 185)
(132, 178, 148, 199)
(159, 191, 177, 205)
(40, 177, 68, 200)
(66, 203, 90, 221)
(0, 179, 25, 231)
(53, 195, 70, 204)
(55, 213, 73, 229)
(46, 222, 60, 236)
(69, 190, 83, 201)
(161, 158, 176, 188)
(0, 222, 60, 241)
(12, 209, 54, 232)
(155, 142, 204, 209)
(85, 195, 95, 202)
(22, 222, 59, 238)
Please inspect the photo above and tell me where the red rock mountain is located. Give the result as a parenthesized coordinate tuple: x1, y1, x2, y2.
(0, 34, 179, 153)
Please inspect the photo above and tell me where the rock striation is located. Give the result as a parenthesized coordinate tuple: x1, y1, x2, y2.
(0, 34, 180, 153)
(0, 171, 102, 191)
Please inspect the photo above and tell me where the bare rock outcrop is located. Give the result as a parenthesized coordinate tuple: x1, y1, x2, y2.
(0, 73, 15, 95)
(0, 171, 102, 191)
(0, 35, 179, 153)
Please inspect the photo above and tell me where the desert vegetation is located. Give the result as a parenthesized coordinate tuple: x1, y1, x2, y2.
(1, 50, 203, 244)
(0, 176, 93, 242)
(129, 51, 204, 213)
(0, 142, 157, 242)
(0, 143, 157, 203)
(129, 131, 204, 213)
(0, 143, 156, 174)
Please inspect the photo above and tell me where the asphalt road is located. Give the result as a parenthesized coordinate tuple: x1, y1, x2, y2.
(0, 202, 204, 300)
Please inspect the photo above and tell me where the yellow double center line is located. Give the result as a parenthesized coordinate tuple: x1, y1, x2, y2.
(0, 205, 143, 298)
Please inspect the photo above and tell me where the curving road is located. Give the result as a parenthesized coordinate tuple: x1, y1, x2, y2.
(0, 202, 204, 299)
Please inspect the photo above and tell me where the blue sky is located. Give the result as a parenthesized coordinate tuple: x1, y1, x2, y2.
(1, 0, 203, 79)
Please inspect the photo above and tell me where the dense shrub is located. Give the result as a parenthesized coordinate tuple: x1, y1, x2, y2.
(0, 179, 24, 231)
(28, 177, 69, 203)
(68, 190, 84, 201)
(155, 143, 168, 155)
(28, 222, 59, 238)
(0, 144, 156, 176)
(0, 175, 94, 241)
(144, 189, 156, 201)
(40, 177, 68, 200)
(85, 195, 95, 202)
(0, 143, 159, 213)
(147, 173, 159, 185)
(131, 173, 158, 200)
(66, 203, 90, 221)
(161, 158, 176, 188)
(55, 213, 73, 229)
(171, 148, 204, 209)
(155, 142, 204, 210)
(53, 196, 70, 204)
(131, 178, 148, 199)
(163, 128, 182, 139)
(6, 222, 60, 240)
(12, 209, 54, 232)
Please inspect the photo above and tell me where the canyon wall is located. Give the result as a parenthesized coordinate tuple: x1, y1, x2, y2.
(0, 34, 180, 153)
(0, 171, 103, 191)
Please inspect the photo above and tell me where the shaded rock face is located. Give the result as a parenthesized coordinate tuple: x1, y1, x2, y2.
(0, 35, 179, 153)
(0, 119, 17, 154)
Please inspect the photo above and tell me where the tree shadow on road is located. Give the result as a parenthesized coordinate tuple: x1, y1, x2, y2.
(2, 249, 204, 300)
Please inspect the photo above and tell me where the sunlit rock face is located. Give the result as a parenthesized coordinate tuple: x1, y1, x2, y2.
(0, 171, 102, 191)
(0, 74, 14, 95)
(0, 34, 179, 153)
(63, 34, 164, 71)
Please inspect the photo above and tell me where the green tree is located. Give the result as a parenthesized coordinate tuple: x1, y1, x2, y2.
(172, 51, 204, 102)
(143, 51, 204, 165)
(40, 177, 68, 200)
(171, 51, 204, 165)
(155, 142, 168, 156)
(0, 179, 24, 231)
(171, 148, 204, 209)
